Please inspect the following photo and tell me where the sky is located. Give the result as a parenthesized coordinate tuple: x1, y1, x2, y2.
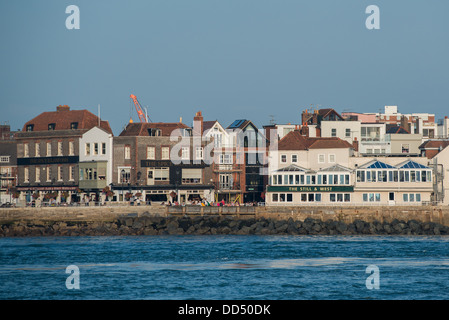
(1, 0, 448, 135)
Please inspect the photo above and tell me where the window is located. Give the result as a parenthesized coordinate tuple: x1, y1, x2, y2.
(345, 128, 351, 137)
(219, 154, 232, 164)
(24, 167, 29, 183)
(402, 144, 410, 153)
(291, 154, 297, 163)
(69, 141, 74, 156)
(331, 128, 337, 137)
(318, 154, 325, 163)
(26, 124, 34, 132)
(124, 146, 131, 160)
(24, 143, 29, 157)
(403, 194, 408, 202)
(162, 147, 170, 160)
(181, 147, 190, 160)
(286, 194, 293, 202)
(101, 143, 106, 155)
(363, 193, 380, 202)
(195, 147, 204, 160)
(93, 143, 99, 155)
(70, 122, 78, 130)
(69, 166, 74, 181)
(85, 143, 90, 156)
(46, 142, 52, 156)
(272, 194, 279, 202)
(0, 156, 10, 163)
(35, 167, 40, 182)
(357, 170, 365, 182)
(35, 143, 40, 157)
(58, 141, 63, 156)
(281, 155, 287, 163)
(48, 123, 56, 130)
(46, 166, 51, 182)
(58, 166, 63, 181)
(329, 154, 335, 163)
(182, 168, 201, 184)
(147, 146, 155, 160)
(119, 168, 131, 183)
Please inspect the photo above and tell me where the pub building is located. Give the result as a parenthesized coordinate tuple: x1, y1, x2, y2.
(266, 128, 434, 206)
(15, 105, 113, 204)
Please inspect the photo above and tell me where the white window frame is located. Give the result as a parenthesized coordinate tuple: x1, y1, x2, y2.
(46, 142, 52, 156)
(161, 147, 170, 160)
(124, 146, 131, 160)
(58, 141, 63, 156)
(318, 154, 325, 163)
(147, 146, 155, 160)
(181, 147, 190, 160)
(195, 147, 204, 160)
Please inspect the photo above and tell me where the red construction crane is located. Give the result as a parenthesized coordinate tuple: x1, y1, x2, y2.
(130, 94, 148, 123)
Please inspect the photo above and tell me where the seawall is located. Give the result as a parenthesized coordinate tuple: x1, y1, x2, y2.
(1, 205, 449, 237)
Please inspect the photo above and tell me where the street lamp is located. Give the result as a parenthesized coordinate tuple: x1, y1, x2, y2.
(120, 169, 125, 202)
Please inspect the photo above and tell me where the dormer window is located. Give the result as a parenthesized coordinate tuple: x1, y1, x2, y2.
(70, 122, 78, 129)
(26, 124, 34, 132)
(48, 123, 56, 130)
(148, 128, 161, 136)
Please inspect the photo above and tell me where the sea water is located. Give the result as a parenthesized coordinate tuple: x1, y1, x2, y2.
(1, 235, 448, 300)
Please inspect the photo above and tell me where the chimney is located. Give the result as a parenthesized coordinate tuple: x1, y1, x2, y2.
(352, 137, 359, 151)
(193, 111, 203, 136)
(301, 125, 309, 137)
(57, 105, 70, 112)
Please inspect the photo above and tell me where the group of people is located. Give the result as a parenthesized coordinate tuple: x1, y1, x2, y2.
(164, 200, 264, 207)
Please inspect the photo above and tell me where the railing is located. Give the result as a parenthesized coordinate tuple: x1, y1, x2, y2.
(166, 205, 257, 216)
(266, 201, 440, 207)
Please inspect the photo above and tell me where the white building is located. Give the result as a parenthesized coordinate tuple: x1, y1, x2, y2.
(78, 126, 113, 201)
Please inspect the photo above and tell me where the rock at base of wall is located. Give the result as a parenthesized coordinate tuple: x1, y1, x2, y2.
(1, 215, 449, 237)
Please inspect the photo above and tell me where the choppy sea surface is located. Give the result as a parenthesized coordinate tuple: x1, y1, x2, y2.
(1, 235, 448, 300)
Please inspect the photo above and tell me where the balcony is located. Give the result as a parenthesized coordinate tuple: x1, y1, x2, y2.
(213, 164, 243, 172)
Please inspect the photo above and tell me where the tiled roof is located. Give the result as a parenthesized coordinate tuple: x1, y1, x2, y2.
(202, 121, 218, 133)
(22, 106, 113, 134)
(419, 140, 449, 150)
(278, 130, 353, 150)
(118, 122, 191, 137)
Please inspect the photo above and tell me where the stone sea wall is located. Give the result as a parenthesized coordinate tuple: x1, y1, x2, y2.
(1, 205, 449, 237)
(1, 212, 449, 237)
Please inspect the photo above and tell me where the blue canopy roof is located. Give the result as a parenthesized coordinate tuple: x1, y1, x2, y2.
(397, 160, 430, 169)
(362, 160, 396, 169)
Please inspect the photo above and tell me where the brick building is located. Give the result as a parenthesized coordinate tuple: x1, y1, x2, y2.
(112, 119, 214, 204)
(15, 105, 112, 204)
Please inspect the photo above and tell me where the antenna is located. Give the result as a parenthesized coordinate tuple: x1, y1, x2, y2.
(269, 115, 276, 125)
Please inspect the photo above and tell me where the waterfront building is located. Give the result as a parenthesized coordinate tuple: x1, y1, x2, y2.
(78, 126, 114, 203)
(0, 125, 17, 204)
(15, 105, 113, 205)
(265, 128, 434, 206)
(112, 116, 214, 204)
(226, 119, 268, 203)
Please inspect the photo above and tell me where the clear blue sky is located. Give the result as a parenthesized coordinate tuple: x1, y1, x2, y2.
(1, 0, 448, 135)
